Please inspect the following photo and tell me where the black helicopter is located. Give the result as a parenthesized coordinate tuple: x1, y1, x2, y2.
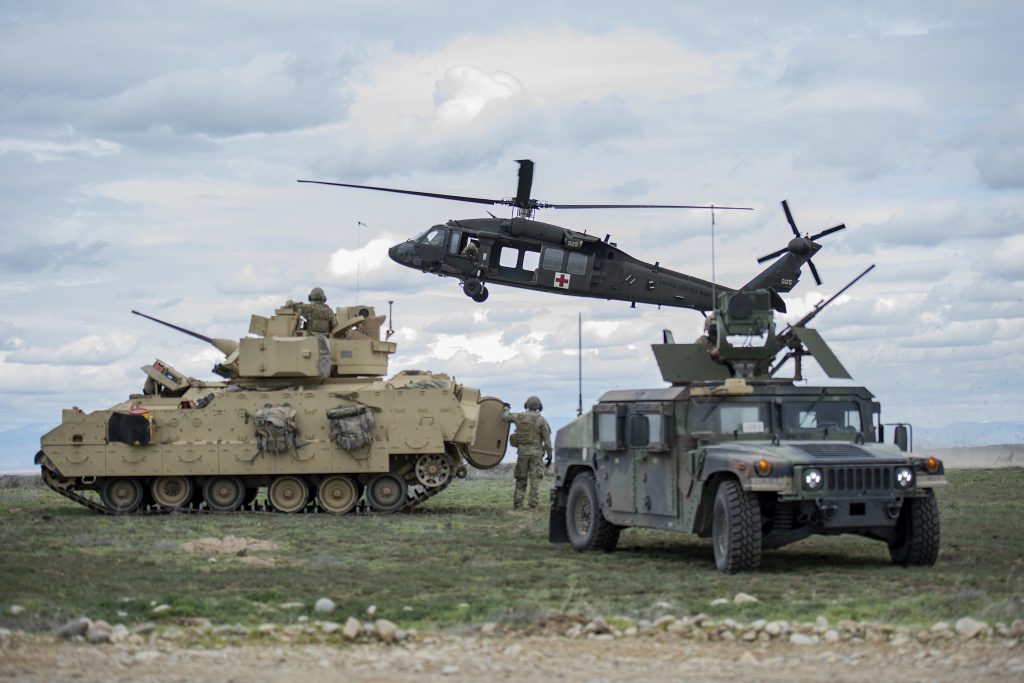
(299, 160, 845, 314)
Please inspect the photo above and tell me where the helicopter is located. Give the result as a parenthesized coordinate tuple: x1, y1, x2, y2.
(299, 160, 845, 314)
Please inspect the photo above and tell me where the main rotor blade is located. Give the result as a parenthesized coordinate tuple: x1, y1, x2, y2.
(808, 259, 823, 286)
(514, 159, 534, 209)
(544, 202, 753, 211)
(810, 223, 846, 241)
(757, 246, 789, 263)
(297, 180, 503, 206)
(781, 199, 800, 236)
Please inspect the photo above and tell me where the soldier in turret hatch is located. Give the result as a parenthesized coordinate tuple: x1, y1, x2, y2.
(503, 395, 552, 510)
(299, 287, 338, 335)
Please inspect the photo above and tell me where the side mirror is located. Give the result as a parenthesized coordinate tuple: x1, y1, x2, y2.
(894, 424, 909, 452)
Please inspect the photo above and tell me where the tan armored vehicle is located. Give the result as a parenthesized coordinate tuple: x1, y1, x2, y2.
(36, 298, 509, 514)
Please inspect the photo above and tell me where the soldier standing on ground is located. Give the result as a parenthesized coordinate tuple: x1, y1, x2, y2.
(503, 396, 552, 510)
(299, 287, 338, 335)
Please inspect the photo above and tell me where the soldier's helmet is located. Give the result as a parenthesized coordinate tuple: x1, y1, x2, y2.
(309, 287, 327, 303)
(524, 395, 543, 411)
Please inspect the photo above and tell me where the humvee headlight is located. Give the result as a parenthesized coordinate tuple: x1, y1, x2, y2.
(895, 466, 914, 489)
(755, 458, 772, 477)
(925, 457, 941, 474)
(802, 468, 823, 492)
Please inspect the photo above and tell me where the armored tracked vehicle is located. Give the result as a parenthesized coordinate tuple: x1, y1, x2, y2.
(36, 299, 509, 514)
(549, 268, 945, 572)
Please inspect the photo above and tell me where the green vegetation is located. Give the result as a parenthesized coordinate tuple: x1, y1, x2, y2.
(1, 469, 1022, 632)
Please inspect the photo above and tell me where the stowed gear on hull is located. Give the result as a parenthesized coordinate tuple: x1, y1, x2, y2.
(37, 300, 509, 515)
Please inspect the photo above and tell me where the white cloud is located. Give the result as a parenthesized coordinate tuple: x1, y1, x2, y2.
(7, 333, 139, 366)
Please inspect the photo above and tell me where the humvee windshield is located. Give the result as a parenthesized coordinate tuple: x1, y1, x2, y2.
(688, 401, 771, 436)
(781, 400, 862, 434)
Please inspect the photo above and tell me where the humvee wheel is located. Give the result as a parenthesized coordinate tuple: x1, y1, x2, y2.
(366, 473, 408, 513)
(151, 475, 193, 510)
(889, 491, 940, 566)
(566, 472, 620, 552)
(268, 476, 309, 513)
(415, 453, 453, 488)
(203, 475, 245, 512)
(317, 475, 359, 514)
(712, 479, 762, 573)
(101, 477, 144, 514)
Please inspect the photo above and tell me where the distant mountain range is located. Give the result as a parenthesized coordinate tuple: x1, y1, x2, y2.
(3, 420, 1022, 473)
(913, 422, 1024, 449)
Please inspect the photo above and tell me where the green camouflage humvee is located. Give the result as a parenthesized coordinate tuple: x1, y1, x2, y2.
(548, 276, 945, 572)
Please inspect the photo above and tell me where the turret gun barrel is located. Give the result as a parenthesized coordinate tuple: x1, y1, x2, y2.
(132, 310, 239, 357)
(781, 264, 875, 334)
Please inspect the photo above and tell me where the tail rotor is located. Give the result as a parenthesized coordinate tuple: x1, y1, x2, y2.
(756, 200, 845, 285)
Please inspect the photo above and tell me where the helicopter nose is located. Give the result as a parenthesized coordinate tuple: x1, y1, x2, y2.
(389, 241, 413, 264)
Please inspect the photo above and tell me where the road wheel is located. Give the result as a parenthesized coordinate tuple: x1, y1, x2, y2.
(415, 453, 453, 488)
(268, 476, 309, 513)
(101, 477, 144, 514)
(151, 475, 193, 510)
(366, 473, 407, 513)
(565, 472, 620, 552)
(317, 475, 359, 514)
(712, 479, 762, 573)
(203, 475, 245, 512)
(889, 491, 940, 566)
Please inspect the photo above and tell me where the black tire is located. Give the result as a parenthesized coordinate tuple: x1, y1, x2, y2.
(203, 475, 246, 512)
(101, 477, 144, 514)
(365, 474, 408, 513)
(889, 491, 940, 566)
(463, 279, 483, 298)
(712, 479, 762, 573)
(565, 472, 620, 552)
(471, 286, 489, 303)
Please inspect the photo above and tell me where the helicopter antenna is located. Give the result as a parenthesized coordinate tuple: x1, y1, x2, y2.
(577, 311, 583, 417)
(356, 221, 366, 302)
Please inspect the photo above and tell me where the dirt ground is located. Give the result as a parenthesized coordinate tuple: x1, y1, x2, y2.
(2, 632, 1022, 683)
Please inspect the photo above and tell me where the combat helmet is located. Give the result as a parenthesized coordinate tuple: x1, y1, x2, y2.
(309, 287, 327, 303)
(524, 395, 543, 411)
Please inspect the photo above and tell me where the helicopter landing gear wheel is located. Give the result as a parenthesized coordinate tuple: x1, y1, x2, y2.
(471, 286, 489, 303)
(463, 278, 484, 299)
(415, 453, 453, 488)
(268, 476, 309, 513)
(365, 473, 408, 513)
(101, 477, 144, 514)
(151, 475, 193, 510)
(317, 475, 359, 514)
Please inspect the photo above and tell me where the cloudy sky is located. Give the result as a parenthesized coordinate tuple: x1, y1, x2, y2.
(1, 2, 1022, 468)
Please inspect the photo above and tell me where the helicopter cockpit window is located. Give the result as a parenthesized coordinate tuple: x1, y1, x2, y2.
(566, 251, 588, 275)
(422, 228, 444, 247)
(542, 247, 564, 271)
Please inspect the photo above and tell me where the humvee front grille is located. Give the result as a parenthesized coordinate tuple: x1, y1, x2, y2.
(825, 466, 892, 492)
(792, 444, 871, 459)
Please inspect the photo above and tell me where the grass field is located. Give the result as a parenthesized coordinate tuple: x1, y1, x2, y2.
(1, 469, 1022, 633)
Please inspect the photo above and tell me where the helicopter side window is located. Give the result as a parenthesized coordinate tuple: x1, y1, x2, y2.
(542, 247, 564, 271)
(498, 247, 520, 268)
(566, 251, 588, 275)
(447, 230, 462, 255)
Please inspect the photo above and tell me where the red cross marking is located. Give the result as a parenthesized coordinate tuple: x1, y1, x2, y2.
(554, 272, 570, 288)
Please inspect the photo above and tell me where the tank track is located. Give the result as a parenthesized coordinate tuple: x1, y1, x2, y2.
(40, 461, 457, 516)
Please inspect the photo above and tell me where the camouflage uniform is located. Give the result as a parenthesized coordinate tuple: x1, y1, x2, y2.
(300, 301, 337, 335)
(503, 408, 552, 509)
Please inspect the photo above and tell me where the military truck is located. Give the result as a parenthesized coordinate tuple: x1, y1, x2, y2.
(548, 268, 945, 572)
(36, 298, 509, 514)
